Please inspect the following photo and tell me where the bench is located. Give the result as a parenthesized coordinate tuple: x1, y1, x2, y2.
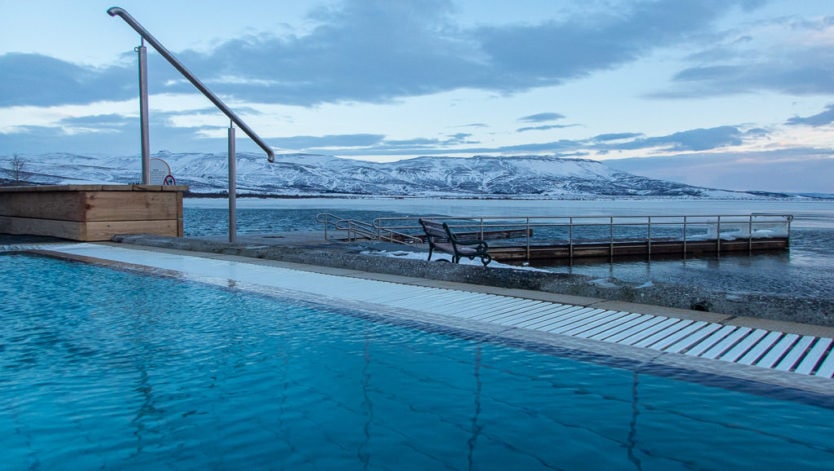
(419, 219, 492, 267)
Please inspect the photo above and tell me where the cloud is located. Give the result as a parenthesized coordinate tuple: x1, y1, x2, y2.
(172, 0, 483, 105)
(401, 133, 474, 145)
(519, 112, 565, 123)
(0, 108, 266, 155)
(59, 114, 134, 133)
(383, 138, 442, 148)
(516, 113, 571, 131)
(611, 126, 746, 151)
(0, 125, 139, 154)
(592, 132, 644, 142)
(605, 147, 834, 193)
(475, 0, 753, 90)
(657, 15, 834, 97)
(444, 132, 476, 144)
(274, 123, 747, 157)
(516, 124, 575, 133)
(786, 104, 834, 126)
(271, 133, 385, 149)
(3, 0, 762, 109)
(0, 53, 134, 107)
(669, 61, 834, 97)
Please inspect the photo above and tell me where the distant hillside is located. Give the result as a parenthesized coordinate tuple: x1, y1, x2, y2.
(0, 152, 787, 199)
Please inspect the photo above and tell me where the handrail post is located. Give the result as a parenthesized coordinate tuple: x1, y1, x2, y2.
(716, 216, 721, 256)
(609, 216, 614, 262)
(569, 217, 574, 264)
(109, 6, 278, 244)
(136, 38, 150, 184)
(228, 122, 236, 243)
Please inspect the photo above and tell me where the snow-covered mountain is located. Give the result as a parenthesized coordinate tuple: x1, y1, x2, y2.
(1, 152, 787, 198)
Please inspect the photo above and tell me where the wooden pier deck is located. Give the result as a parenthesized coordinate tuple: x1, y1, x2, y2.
(320, 212, 794, 264)
(488, 237, 790, 264)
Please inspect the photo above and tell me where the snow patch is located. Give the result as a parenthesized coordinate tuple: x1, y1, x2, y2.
(590, 278, 619, 288)
(2, 152, 781, 199)
(360, 249, 548, 271)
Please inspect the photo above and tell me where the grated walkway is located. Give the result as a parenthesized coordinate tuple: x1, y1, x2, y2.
(38, 243, 834, 387)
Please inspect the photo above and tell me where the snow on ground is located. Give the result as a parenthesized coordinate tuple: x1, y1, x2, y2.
(359, 248, 549, 272)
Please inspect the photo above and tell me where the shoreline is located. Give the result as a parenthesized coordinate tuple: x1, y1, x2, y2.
(111, 232, 834, 329)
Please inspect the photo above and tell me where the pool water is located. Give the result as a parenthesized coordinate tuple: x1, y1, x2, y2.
(2, 254, 833, 469)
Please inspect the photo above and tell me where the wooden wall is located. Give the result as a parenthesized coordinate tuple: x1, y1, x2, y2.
(0, 185, 187, 241)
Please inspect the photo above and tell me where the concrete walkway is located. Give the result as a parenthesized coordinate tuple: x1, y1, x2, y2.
(33, 241, 834, 400)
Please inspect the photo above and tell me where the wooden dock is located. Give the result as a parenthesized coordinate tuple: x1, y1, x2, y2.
(488, 237, 790, 265)
(325, 212, 794, 265)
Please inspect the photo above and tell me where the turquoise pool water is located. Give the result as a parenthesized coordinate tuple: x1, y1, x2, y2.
(2, 253, 833, 470)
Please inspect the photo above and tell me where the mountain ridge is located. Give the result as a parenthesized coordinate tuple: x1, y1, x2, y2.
(1, 152, 795, 199)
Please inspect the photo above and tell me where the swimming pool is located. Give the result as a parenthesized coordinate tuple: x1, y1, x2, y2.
(2, 253, 833, 469)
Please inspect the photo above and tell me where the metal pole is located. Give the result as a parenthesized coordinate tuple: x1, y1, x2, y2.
(109, 7, 275, 163)
(228, 123, 236, 243)
(716, 216, 721, 256)
(569, 217, 574, 265)
(609, 216, 614, 262)
(136, 39, 150, 184)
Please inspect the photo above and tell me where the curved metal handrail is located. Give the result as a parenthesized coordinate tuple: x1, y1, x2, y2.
(108, 7, 274, 163)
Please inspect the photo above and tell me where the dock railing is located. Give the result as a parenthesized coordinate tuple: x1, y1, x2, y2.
(317, 213, 422, 243)
(369, 213, 793, 262)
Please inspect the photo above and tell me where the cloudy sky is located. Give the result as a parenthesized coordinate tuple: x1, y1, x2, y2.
(1, 0, 833, 192)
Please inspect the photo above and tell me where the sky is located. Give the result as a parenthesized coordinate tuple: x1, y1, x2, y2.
(1, 0, 833, 193)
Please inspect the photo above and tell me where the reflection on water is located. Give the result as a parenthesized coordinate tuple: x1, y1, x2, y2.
(184, 198, 834, 301)
(4, 254, 834, 469)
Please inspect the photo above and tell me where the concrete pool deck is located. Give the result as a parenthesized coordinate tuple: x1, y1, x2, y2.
(26, 239, 834, 400)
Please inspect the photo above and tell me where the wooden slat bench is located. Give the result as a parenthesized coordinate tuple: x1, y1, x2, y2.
(419, 219, 492, 267)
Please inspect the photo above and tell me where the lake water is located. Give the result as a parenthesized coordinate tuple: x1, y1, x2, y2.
(183, 198, 834, 302)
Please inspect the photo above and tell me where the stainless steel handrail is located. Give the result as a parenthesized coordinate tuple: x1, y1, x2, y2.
(109, 6, 275, 243)
(108, 7, 275, 163)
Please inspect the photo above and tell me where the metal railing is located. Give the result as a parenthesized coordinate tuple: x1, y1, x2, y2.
(370, 213, 793, 260)
(109, 7, 274, 243)
(317, 213, 422, 243)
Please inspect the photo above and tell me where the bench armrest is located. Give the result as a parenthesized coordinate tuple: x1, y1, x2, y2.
(455, 238, 488, 249)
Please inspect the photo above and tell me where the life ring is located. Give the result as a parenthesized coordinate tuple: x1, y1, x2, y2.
(163, 174, 176, 186)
